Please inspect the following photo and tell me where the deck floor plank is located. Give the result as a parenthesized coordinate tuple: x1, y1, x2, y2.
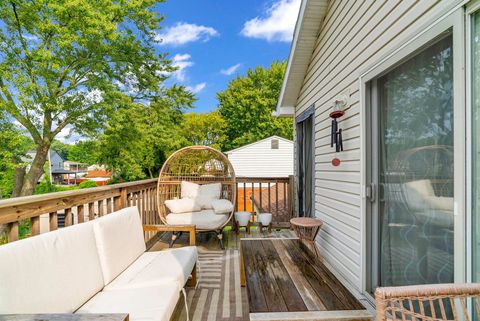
(259, 240, 308, 312)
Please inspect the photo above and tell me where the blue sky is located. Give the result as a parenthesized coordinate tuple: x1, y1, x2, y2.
(154, 0, 300, 113)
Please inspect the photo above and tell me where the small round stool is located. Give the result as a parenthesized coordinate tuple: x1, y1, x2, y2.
(290, 217, 323, 257)
(234, 212, 251, 234)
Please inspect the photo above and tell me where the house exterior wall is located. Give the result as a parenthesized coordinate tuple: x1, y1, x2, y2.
(226, 136, 293, 177)
(293, 0, 464, 293)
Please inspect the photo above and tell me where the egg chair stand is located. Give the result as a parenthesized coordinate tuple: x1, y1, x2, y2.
(157, 146, 236, 250)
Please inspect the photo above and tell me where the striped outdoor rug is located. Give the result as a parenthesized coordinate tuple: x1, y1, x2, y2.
(172, 249, 248, 321)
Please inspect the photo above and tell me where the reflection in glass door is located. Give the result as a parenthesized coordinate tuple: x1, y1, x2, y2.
(368, 33, 454, 291)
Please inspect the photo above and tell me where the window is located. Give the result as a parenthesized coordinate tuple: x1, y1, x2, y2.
(271, 139, 279, 149)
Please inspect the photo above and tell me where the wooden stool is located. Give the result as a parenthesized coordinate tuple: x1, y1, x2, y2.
(290, 217, 323, 257)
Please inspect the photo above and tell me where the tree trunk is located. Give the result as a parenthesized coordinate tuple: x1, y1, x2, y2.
(20, 143, 50, 196)
(11, 166, 26, 197)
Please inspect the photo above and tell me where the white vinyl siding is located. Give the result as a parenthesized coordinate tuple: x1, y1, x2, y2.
(293, 0, 464, 293)
(226, 136, 293, 178)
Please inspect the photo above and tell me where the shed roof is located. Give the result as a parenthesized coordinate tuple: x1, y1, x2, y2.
(224, 135, 293, 155)
(275, 0, 329, 117)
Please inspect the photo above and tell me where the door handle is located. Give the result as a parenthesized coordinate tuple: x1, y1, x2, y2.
(366, 183, 376, 203)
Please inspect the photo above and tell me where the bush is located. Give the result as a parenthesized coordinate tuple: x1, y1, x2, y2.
(78, 180, 98, 189)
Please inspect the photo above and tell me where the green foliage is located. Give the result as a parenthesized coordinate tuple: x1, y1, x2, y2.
(51, 140, 72, 160)
(217, 61, 293, 151)
(0, 0, 179, 195)
(97, 89, 194, 181)
(69, 140, 98, 165)
(182, 112, 227, 150)
(34, 161, 74, 194)
(78, 180, 98, 189)
(0, 116, 33, 198)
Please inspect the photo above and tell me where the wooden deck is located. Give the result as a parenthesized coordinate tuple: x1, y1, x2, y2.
(150, 227, 371, 321)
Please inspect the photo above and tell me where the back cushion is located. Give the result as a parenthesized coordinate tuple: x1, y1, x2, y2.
(0, 221, 104, 313)
(93, 206, 146, 285)
(197, 183, 222, 209)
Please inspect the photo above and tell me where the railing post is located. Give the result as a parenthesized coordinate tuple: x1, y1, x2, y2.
(115, 187, 127, 211)
(288, 175, 295, 219)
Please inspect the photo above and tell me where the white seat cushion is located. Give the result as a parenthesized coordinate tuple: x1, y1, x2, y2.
(0, 221, 104, 313)
(77, 284, 180, 321)
(93, 206, 146, 285)
(166, 210, 228, 230)
(165, 198, 201, 214)
(105, 246, 198, 290)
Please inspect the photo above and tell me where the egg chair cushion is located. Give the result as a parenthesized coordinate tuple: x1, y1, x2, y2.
(211, 199, 234, 214)
(165, 210, 229, 230)
(165, 198, 201, 214)
(181, 181, 200, 199)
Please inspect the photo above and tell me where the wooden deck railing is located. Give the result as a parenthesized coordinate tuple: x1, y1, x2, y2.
(0, 176, 296, 245)
(235, 176, 294, 227)
(0, 178, 161, 246)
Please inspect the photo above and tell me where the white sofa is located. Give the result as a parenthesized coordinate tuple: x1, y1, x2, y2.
(0, 206, 198, 321)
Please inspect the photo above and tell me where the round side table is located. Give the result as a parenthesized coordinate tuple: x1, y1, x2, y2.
(290, 217, 323, 257)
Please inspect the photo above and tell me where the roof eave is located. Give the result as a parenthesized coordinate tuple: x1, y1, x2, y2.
(275, 0, 329, 117)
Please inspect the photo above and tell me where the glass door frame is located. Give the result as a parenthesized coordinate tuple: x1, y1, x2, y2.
(466, 0, 480, 284)
(359, 6, 466, 303)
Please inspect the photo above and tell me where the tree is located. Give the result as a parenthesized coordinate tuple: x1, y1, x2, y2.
(0, 0, 175, 195)
(69, 140, 98, 165)
(0, 116, 33, 198)
(217, 61, 293, 151)
(182, 112, 227, 150)
(97, 88, 193, 181)
(51, 140, 72, 160)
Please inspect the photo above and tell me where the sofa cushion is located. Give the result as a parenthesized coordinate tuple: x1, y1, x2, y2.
(105, 246, 198, 290)
(77, 284, 180, 321)
(166, 209, 228, 230)
(0, 221, 104, 313)
(165, 198, 201, 214)
(93, 206, 146, 285)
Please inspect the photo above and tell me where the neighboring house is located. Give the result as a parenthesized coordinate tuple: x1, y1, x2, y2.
(276, 0, 477, 305)
(63, 161, 88, 173)
(225, 136, 293, 178)
(83, 170, 112, 186)
(25, 149, 69, 184)
(25, 151, 89, 185)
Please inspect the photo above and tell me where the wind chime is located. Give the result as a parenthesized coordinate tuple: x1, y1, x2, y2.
(330, 97, 346, 166)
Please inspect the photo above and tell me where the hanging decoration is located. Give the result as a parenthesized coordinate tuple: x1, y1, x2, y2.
(330, 96, 347, 153)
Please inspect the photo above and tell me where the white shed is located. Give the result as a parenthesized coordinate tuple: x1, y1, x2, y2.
(225, 136, 293, 178)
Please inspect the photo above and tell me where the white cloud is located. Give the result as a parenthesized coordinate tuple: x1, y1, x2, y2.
(220, 63, 241, 76)
(171, 53, 194, 82)
(241, 0, 301, 42)
(156, 22, 219, 46)
(186, 82, 206, 94)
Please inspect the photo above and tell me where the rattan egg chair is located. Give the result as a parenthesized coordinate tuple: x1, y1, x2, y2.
(157, 145, 236, 249)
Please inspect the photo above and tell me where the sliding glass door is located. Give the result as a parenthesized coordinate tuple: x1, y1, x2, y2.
(472, 9, 480, 283)
(367, 33, 455, 291)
